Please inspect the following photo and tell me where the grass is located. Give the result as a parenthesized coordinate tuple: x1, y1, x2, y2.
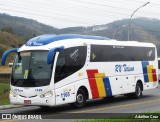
(0, 83, 10, 105)
(75, 113, 160, 122)
(0, 66, 11, 84)
(0, 92, 10, 105)
(0, 66, 11, 105)
(0, 83, 10, 95)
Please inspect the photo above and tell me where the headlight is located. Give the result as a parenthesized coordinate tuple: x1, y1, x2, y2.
(10, 91, 17, 97)
(40, 91, 53, 98)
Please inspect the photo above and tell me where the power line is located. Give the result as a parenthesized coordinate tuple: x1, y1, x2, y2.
(0, 0, 130, 17)
(1, 0, 160, 28)
(0, 4, 98, 22)
(0, 0, 149, 14)
(1, 0, 159, 20)
(121, 0, 160, 7)
(0, 8, 94, 25)
(0, 2, 129, 18)
(71, 0, 160, 16)
(55, 0, 160, 17)
(0, 0, 133, 26)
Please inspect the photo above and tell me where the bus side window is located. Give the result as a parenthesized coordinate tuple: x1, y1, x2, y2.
(158, 59, 160, 69)
(90, 45, 155, 62)
(65, 46, 86, 76)
(54, 46, 87, 83)
(54, 51, 66, 83)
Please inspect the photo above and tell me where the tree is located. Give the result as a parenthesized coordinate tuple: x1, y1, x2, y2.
(1, 27, 14, 34)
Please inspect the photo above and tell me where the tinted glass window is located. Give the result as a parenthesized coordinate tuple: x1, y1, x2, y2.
(91, 45, 155, 62)
(55, 46, 87, 83)
(158, 60, 160, 69)
(11, 51, 52, 87)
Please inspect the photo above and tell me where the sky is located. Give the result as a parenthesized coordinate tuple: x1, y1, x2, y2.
(0, 0, 160, 28)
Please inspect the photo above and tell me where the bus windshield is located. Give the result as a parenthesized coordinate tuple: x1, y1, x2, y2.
(11, 51, 52, 87)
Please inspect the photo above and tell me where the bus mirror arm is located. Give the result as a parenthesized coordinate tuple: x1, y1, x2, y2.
(1, 48, 19, 65)
(47, 46, 64, 64)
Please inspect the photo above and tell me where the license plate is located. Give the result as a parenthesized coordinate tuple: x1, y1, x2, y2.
(24, 100, 31, 104)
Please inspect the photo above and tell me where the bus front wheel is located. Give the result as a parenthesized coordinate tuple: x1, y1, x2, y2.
(72, 89, 86, 108)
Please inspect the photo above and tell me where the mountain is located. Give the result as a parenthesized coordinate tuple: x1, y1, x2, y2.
(0, 31, 25, 58)
(0, 13, 159, 41)
(0, 13, 58, 39)
(1, 13, 160, 55)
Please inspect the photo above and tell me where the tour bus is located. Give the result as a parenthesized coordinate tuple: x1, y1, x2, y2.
(1, 34, 158, 108)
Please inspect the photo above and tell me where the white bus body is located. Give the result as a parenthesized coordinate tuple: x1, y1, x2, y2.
(1, 34, 158, 108)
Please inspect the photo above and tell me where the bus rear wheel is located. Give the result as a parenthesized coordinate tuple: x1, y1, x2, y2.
(72, 89, 86, 108)
(134, 82, 142, 99)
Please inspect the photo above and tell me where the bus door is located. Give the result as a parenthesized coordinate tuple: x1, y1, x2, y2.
(54, 46, 87, 105)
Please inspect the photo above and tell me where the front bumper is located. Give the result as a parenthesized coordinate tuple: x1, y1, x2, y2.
(10, 94, 55, 106)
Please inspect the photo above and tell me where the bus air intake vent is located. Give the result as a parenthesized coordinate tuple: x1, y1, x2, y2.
(29, 95, 37, 98)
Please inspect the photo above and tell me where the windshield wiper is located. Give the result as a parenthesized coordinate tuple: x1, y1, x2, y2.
(12, 79, 21, 85)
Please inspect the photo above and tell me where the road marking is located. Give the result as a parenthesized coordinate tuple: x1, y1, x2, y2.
(0, 120, 15, 122)
(44, 98, 160, 118)
(1, 98, 160, 120)
(74, 98, 160, 113)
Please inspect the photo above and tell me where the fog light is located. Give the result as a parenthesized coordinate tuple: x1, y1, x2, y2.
(40, 91, 53, 98)
(46, 100, 49, 103)
(10, 91, 17, 97)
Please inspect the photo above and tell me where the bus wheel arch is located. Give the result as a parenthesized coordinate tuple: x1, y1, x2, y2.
(78, 86, 89, 100)
(71, 86, 88, 108)
(137, 80, 143, 91)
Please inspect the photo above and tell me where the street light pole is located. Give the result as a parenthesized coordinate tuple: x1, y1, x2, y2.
(113, 24, 127, 39)
(128, 1, 150, 41)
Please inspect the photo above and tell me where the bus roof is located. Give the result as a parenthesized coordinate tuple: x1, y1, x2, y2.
(25, 34, 110, 46)
(19, 34, 155, 52)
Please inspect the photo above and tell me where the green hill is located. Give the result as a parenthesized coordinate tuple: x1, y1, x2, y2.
(0, 13, 58, 39)
(1, 13, 160, 55)
(0, 13, 160, 42)
(0, 31, 25, 57)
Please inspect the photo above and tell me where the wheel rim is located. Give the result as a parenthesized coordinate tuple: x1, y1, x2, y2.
(77, 94, 84, 104)
(137, 86, 141, 96)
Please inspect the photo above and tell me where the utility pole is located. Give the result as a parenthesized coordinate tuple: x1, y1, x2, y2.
(128, 1, 150, 41)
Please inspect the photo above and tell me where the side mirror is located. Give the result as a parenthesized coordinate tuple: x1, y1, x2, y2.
(1, 48, 19, 65)
(47, 46, 64, 64)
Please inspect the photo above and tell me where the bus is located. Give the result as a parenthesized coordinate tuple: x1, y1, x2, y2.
(1, 34, 158, 108)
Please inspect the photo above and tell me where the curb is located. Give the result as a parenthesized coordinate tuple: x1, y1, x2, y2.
(0, 105, 23, 110)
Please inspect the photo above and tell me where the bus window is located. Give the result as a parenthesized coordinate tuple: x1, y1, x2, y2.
(158, 58, 160, 81)
(55, 46, 87, 83)
(158, 59, 160, 69)
(90, 45, 155, 62)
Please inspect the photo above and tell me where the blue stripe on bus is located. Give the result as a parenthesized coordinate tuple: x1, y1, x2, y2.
(103, 77, 112, 97)
(141, 61, 149, 82)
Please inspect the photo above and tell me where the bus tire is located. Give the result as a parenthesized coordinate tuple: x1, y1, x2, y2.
(39, 106, 50, 109)
(72, 89, 86, 108)
(134, 82, 142, 99)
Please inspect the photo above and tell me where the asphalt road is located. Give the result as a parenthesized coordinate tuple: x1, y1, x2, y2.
(0, 87, 160, 121)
